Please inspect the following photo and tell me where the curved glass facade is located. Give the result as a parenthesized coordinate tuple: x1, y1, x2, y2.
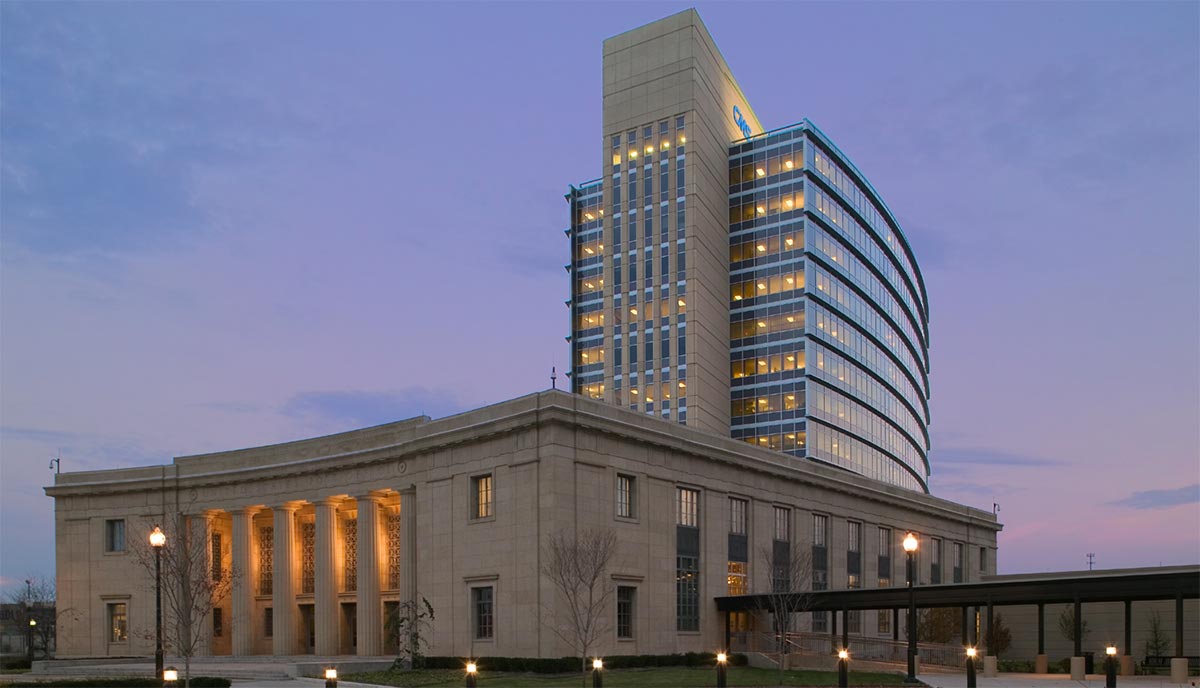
(728, 121, 930, 491)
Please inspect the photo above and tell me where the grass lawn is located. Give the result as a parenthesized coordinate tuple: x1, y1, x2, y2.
(343, 666, 908, 687)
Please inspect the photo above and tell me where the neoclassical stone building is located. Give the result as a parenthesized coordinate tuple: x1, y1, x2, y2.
(48, 390, 999, 659)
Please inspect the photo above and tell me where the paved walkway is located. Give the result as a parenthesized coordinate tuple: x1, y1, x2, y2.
(920, 673, 1197, 688)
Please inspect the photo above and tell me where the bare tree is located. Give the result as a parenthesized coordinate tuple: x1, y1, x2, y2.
(757, 544, 814, 681)
(542, 528, 618, 684)
(5, 576, 72, 660)
(131, 514, 235, 688)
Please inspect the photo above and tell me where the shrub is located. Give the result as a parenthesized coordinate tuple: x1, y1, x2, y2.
(0, 679, 230, 688)
(1, 659, 32, 671)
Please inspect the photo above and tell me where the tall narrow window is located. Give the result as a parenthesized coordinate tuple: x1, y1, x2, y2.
(813, 514, 828, 547)
(677, 487, 699, 527)
(979, 547, 987, 573)
(343, 518, 358, 592)
(264, 608, 273, 637)
(107, 603, 128, 642)
(729, 498, 747, 535)
(258, 526, 274, 595)
(301, 521, 315, 594)
(931, 538, 943, 584)
(472, 586, 494, 640)
(616, 586, 636, 639)
(104, 519, 126, 553)
(616, 474, 636, 518)
(877, 527, 892, 587)
(211, 532, 223, 582)
(676, 556, 699, 631)
(213, 607, 224, 637)
(953, 542, 964, 583)
(727, 561, 747, 594)
(472, 475, 494, 519)
(847, 521, 862, 589)
(387, 510, 402, 590)
(773, 506, 790, 542)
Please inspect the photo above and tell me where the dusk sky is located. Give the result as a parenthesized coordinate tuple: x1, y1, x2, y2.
(2, 1, 1197, 593)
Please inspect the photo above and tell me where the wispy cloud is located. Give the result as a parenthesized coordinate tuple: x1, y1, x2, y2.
(280, 388, 465, 430)
(933, 448, 1068, 468)
(1108, 484, 1200, 510)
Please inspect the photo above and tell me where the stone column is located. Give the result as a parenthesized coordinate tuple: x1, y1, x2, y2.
(194, 512, 217, 657)
(314, 498, 340, 656)
(397, 489, 417, 660)
(399, 488, 417, 607)
(272, 503, 299, 656)
(356, 494, 383, 656)
(231, 507, 259, 656)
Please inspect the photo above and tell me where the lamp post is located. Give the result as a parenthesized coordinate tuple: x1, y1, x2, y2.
(465, 661, 477, 688)
(716, 652, 728, 688)
(903, 532, 919, 684)
(27, 619, 37, 663)
(24, 579, 33, 663)
(592, 658, 603, 688)
(149, 525, 167, 679)
(837, 649, 849, 688)
(1105, 645, 1117, 688)
(325, 667, 338, 688)
(966, 647, 977, 688)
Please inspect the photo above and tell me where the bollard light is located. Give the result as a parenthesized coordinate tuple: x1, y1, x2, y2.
(1105, 645, 1117, 688)
(837, 649, 850, 688)
(717, 652, 729, 688)
(966, 646, 977, 688)
(163, 667, 178, 684)
(325, 667, 338, 688)
(592, 658, 604, 688)
(29, 619, 36, 626)
(465, 661, 478, 688)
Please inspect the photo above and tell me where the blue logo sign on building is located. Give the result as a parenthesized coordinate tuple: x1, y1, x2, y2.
(733, 105, 753, 138)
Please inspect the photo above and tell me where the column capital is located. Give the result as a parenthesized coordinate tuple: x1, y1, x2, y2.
(235, 505, 263, 518)
(269, 501, 305, 513)
(354, 491, 388, 504)
(398, 485, 416, 496)
(314, 496, 344, 508)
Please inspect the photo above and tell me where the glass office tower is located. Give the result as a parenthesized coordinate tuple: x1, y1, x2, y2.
(567, 10, 930, 492)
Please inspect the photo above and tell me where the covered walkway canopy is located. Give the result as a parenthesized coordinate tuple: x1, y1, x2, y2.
(715, 566, 1199, 657)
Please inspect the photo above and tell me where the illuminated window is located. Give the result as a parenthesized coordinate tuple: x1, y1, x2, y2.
(472, 586, 494, 639)
(107, 603, 127, 642)
(677, 487, 699, 527)
(617, 474, 636, 518)
(471, 475, 493, 520)
(727, 561, 747, 595)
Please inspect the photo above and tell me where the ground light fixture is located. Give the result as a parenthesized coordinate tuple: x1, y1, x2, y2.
(592, 658, 603, 688)
(716, 652, 728, 688)
(966, 647, 977, 688)
(1105, 646, 1118, 688)
(837, 649, 850, 688)
(324, 667, 337, 688)
(163, 667, 178, 685)
(465, 661, 477, 688)
(149, 526, 167, 680)
(903, 531, 919, 684)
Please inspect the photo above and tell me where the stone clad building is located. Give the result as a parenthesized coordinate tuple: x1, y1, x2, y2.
(48, 391, 998, 659)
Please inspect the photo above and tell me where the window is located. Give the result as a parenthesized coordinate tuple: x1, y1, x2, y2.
(258, 526, 274, 595)
(264, 608, 273, 637)
(301, 521, 315, 594)
(472, 586, 494, 640)
(847, 521, 862, 589)
(617, 474, 636, 518)
(213, 608, 223, 637)
(879, 528, 891, 559)
(953, 542, 964, 583)
(471, 475, 493, 520)
(676, 556, 699, 631)
(617, 586, 636, 639)
(773, 506, 790, 542)
(211, 533, 223, 581)
(727, 561, 747, 595)
(848, 522, 861, 552)
(104, 519, 126, 553)
(729, 498, 747, 535)
(878, 527, 892, 587)
(813, 514, 827, 547)
(979, 547, 987, 573)
(343, 518, 358, 592)
(848, 610, 861, 634)
(107, 603, 127, 642)
(878, 609, 891, 634)
(676, 487, 699, 527)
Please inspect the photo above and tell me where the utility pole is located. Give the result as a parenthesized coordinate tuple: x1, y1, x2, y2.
(1086, 553, 1095, 571)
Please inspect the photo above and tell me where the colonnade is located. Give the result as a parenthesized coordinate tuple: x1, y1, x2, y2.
(224, 490, 416, 657)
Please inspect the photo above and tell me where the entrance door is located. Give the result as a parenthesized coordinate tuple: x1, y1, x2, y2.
(299, 604, 315, 654)
(340, 603, 357, 655)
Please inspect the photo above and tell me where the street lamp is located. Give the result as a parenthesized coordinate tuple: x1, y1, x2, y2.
(27, 619, 37, 663)
(325, 667, 338, 688)
(837, 649, 850, 688)
(903, 532, 919, 684)
(966, 647, 977, 688)
(1105, 645, 1118, 688)
(150, 526, 167, 679)
(592, 658, 603, 688)
(716, 652, 728, 688)
(465, 661, 477, 688)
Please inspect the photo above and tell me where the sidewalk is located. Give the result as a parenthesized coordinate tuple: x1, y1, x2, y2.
(920, 673, 1198, 688)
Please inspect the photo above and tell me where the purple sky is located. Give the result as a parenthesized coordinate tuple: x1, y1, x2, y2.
(2, 1, 1197, 593)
